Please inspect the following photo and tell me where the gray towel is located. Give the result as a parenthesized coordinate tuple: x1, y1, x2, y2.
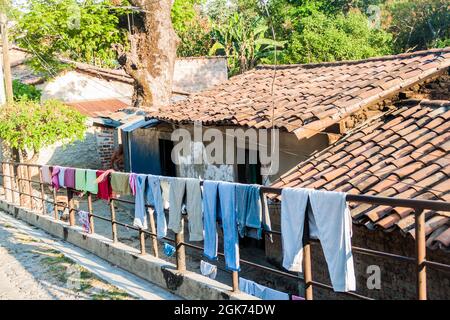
(186, 178, 203, 241)
(168, 177, 186, 233)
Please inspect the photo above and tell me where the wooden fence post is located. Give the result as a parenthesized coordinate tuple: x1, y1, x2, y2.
(38, 166, 46, 215)
(109, 199, 118, 242)
(148, 207, 159, 258)
(26, 165, 33, 210)
(87, 192, 95, 234)
(10, 163, 16, 204)
(175, 218, 186, 272)
(302, 202, 313, 300)
(53, 187, 59, 220)
(415, 209, 427, 300)
(67, 188, 76, 226)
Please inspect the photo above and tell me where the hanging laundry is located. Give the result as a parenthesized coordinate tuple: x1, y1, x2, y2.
(291, 295, 305, 301)
(40, 165, 52, 185)
(202, 181, 219, 261)
(281, 188, 355, 292)
(85, 169, 98, 194)
(110, 172, 131, 195)
(261, 193, 273, 243)
(77, 210, 90, 233)
(148, 175, 167, 239)
(218, 181, 240, 272)
(133, 174, 148, 230)
(186, 178, 203, 242)
(200, 260, 217, 280)
(160, 178, 171, 210)
(51, 166, 61, 190)
(236, 184, 263, 239)
(163, 243, 176, 257)
(167, 177, 186, 234)
(64, 168, 76, 189)
(129, 173, 137, 196)
(75, 169, 87, 191)
(238, 277, 289, 300)
(96, 170, 113, 201)
(58, 167, 66, 188)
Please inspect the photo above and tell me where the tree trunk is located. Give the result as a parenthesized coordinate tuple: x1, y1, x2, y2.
(115, 0, 179, 110)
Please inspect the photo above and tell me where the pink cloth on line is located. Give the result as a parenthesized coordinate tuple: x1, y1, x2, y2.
(292, 295, 305, 300)
(51, 166, 61, 190)
(40, 165, 52, 185)
(129, 173, 137, 196)
(64, 168, 76, 189)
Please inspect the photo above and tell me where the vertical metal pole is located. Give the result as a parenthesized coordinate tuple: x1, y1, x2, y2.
(9, 163, 16, 204)
(232, 271, 240, 293)
(38, 166, 46, 215)
(415, 209, 427, 300)
(53, 186, 58, 220)
(87, 192, 95, 234)
(148, 207, 159, 258)
(302, 202, 313, 300)
(67, 188, 75, 226)
(109, 199, 118, 242)
(18, 165, 25, 207)
(139, 229, 146, 255)
(175, 218, 186, 272)
(26, 165, 33, 210)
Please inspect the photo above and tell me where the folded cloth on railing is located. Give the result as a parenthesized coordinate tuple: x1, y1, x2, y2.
(218, 181, 240, 272)
(58, 167, 66, 188)
(78, 210, 90, 233)
(200, 260, 217, 280)
(148, 175, 167, 239)
(51, 166, 61, 190)
(168, 177, 186, 234)
(85, 169, 98, 194)
(96, 170, 113, 201)
(202, 180, 219, 261)
(239, 277, 289, 300)
(40, 165, 52, 185)
(186, 178, 203, 242)
(291, 295, 305, 300)
(236, 184, 263, 239)
(64, 168, 76, 189)
(75, 169, 87, 191)
(281, 188, 355, 292)
(110, 172, 131, 195)
(133, 174, 148, 230)
(129, 173, 137, 196)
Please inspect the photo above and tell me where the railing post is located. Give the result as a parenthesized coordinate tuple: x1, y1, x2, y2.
(87, 192, 95, 234)
(53, 187, 59, 220)
(148, 207, 159, 258)
(232, 271, 240, 293)
(139, 229, 146, 255)
(2, 162, 11, 202)
(18, 165, 25, 207)
(109, 199, 118, 242)
(175, 218, 186, 272)
(415, 209, 427, 300)
(10, 163, 17, 204)
(26, 165, 33, 210)
(67, 188, 76, 226)
(38, 166, 46, 215)
(302, 202, 313, 300)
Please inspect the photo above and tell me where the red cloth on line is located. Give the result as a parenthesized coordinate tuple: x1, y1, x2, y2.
(96, 170, 113, 201)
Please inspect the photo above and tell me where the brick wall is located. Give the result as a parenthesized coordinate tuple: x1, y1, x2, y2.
(94, 125, 116, 170)
(264, 203, 450, 300)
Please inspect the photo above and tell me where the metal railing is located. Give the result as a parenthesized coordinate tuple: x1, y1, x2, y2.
(1, 161, 449, 300)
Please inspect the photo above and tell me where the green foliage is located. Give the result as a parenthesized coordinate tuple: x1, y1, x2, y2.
(12, 80, 42, 102)
(386, 0, 450, 52)
(0, 99, 87, 153)
(13, 0, 129, 76)
(210, 12, 285, 75)
(277, 10, 393, 64)
(172, 0, 213, 57)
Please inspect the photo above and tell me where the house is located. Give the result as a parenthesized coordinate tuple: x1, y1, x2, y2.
(122, 47, 450, 186)
(1, 46, 228, 169)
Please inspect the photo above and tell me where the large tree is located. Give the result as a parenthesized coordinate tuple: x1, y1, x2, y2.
(115, 0, 180, 110)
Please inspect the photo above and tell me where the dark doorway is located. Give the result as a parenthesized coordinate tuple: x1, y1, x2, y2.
(159, 139, 176, 177)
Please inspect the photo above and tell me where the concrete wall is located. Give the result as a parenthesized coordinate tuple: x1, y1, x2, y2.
(265, 203, 450, 300)
(128, 123, 329, 184)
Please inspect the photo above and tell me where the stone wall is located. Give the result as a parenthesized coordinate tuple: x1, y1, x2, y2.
(264, 203, 450, 300)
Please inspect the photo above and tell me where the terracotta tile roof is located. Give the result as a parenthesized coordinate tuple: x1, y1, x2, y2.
(145, 48, 450, 139)
(271, 99, 450, 251)
(66, 99, 129, 118)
